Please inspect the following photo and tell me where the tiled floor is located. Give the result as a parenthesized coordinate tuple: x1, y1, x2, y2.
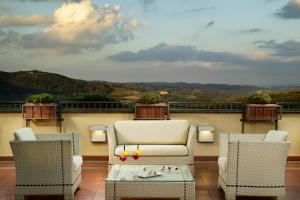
(0, 161, 300, 200)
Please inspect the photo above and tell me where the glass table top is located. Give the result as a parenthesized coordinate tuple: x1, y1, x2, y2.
(106, 165, 194, 182)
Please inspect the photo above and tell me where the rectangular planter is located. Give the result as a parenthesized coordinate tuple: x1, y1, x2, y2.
(245, 104, 280, 121)
(135, 103, 169, 120)
(22, 103, 57, 119)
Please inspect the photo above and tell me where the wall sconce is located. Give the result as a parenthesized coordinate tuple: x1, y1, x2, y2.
(197, 126, 215, 143)
(89, 125, 107, 142)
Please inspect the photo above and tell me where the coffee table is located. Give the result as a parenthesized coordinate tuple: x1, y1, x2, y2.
(105, 165, 195, 200)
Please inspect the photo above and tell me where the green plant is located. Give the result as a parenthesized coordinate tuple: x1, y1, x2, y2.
(27, 93, 55, 103)
(247, 93, 272, 104)
(138, 92, 162, 104)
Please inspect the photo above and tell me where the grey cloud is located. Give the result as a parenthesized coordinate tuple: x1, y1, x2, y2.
(205, 20, 214, 29)
(275, 0, 300, 19)
(184, 7, 211, 14)
(240, 28, 264, 34)
(255, 40, 300, 57)
(107, 43, 300, 69)
(0, 14, 52, 27)
(139, 0, 155, 12)
(14, 0, 81, 2)
(106, 43, 252, 66)
(0, 30, 21, 49)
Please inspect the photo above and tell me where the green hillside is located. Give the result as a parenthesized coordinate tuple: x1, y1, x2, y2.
(1, 70, 300, 102)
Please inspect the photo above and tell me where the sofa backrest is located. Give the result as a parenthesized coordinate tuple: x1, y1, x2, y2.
(114, 120, 190, 145)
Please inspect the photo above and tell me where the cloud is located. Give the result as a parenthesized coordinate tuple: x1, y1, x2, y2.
(0, 2, 14, 14)
(1, 0, 139, 54)
(240, 28, 264, 34)
(255, 40, 300, 57)
(139, 0, 155, 12)
(275, 0, 300, 19)
(205, 20, 214, 29)
(184, 7, 211, 14)
(0, 14, 51, 27)
(107, 43, 300, 70)
(14, 0, 81, 2)
(107, 43, 252, 65)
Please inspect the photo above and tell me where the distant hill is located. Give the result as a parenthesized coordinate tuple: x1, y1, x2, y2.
(1, 70, 300, 102)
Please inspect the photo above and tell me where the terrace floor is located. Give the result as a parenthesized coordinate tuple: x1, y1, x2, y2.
(0, 161, 300, 200)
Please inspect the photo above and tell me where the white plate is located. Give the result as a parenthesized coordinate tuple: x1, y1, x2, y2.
(137, 171, 162, 178)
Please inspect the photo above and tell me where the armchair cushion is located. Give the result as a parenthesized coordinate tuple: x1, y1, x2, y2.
(72, 155, 83, 183)
(218, 156, 227, 172)
(264, 130, 288, 142)
(14, 127, 37, 141)
(114, 145, 189, 156)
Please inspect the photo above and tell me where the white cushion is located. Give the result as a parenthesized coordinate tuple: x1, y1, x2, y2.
(72, 155, 83, 182)
(218, 156, 227, 172)
(264, 130, 288, 142)
(115, 120, 190, 145)
(115, 145, 189, 156)
(14, 128, 37, 141)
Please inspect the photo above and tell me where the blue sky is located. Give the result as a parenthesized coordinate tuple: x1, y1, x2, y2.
(0, 0, 300, 85)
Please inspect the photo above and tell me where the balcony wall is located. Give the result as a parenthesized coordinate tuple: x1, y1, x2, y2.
(1, 112, 299, 157)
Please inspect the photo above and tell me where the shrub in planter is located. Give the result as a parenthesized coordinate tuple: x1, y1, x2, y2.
(23, 93, 57, 119)
(135, 92, 168, 119)
(245, 92, 279, 121)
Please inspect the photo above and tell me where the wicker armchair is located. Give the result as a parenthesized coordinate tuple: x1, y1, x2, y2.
(10, 128, 81, 200)
(218, 132, 291, 200)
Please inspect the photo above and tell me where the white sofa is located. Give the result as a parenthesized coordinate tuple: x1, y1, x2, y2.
(108, 120, 196, 165)
(218, 131, 291, 200)
(10, 128, 82, 200)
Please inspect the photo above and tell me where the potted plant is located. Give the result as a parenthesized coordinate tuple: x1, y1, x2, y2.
(244, 92, 280, 121)
(135, 92, 169, 119)
(23, 93, 57, 119)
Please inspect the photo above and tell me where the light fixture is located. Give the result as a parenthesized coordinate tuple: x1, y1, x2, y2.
(197, 126, 215, 143)
(89, 125, 107, 142)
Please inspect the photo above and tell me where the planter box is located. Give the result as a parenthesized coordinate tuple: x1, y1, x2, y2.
(245, 104, 280, 121)
(135, 103, 169, 120)
(22, 103, 57, 119)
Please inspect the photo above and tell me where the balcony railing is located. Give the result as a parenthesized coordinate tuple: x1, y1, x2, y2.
(0, 101, 24, 112)
(60, 101, 134, 113)
(278, 102, 300, 113)
(169, 102, 244, 113)
(0, 101, 300, 113)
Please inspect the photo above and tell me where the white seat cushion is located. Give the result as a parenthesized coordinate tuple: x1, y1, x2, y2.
(218, 156, 227, 172)
(72, 155, 83, 183)
(115, 145, 189, 156)
(264, 130, 288, 142)
(115, 120, 190, 145)
(14, 128, 37, 141)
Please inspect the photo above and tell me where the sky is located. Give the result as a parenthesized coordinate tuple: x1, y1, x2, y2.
(0, 0, 300, 85)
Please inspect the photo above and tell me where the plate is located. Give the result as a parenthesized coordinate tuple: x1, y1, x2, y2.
(137, 171, 162, 178)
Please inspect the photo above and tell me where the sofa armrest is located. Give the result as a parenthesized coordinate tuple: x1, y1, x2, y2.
(108, 125, 117, 161)
(187, 125, 196, 156)
(35, 133, 80, 155)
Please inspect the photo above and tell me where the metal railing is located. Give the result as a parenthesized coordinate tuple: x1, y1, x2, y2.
(169, 102, 244, 113)
(59, 101, 134, 113)
(0, 101, 24, 112)
(278, 102, 300, 113)
(0, 101, 300, 113)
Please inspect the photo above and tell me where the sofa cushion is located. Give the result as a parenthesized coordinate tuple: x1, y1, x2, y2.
(115, 120, 190, 145)
(72, 155, 83, 183)
(115, 145, 189, 156)
(218, 156, 227, 172)
(264, 130, 288, 142)
(14, 128, 37, 141)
